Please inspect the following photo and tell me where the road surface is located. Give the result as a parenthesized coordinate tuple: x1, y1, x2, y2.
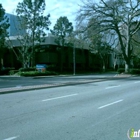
(0, 76, 140, 140)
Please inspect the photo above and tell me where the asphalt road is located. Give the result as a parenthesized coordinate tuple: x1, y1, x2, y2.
(0, 76, 140, 140)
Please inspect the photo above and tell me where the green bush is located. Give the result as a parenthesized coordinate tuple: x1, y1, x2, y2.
(130, 69, 140, 74)
(117, 68, 125, 74)
(117, 68, 140, 74)
(18, 71, 58, 77)
(9, 70, 19, 75)
(19, 67, 36, 72)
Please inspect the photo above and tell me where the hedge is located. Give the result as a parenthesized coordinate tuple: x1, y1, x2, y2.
(130, 69, 140, 74)
(18, 71, 58, 76)
(117, 68, 125, 74)
(9, 70, 19, 75)
(117, 68, 140, 74)
(19, 67, 36, 72)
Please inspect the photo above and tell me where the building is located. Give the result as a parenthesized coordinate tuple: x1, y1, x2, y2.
(4, 34, 110, 72)
(6, 13, 25, 36)
(2, 14, 113, 72)
(0, 13, 26, 69)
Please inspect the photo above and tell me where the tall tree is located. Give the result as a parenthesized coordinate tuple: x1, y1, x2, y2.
(81, 17, 112, 71)
(16, 0, 51, 67)
(75, 18, 112, 72)
(88, 34, 112, 72)
(130, 28, 140, 67)
(77, 0, 140, 72)
(51, 16, 73, 72)
(0, 4, 9, 69)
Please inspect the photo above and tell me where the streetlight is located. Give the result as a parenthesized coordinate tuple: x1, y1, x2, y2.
(73, 43, 76, 75)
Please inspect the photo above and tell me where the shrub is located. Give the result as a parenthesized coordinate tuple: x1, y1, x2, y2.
(9, 70, 19, 75)
(18, 71, 58, 77)
(117, 68, 125, 74)
(117, 68, 140, 74)
(19, 67, 36, 72)
(130, 69, 140, 74)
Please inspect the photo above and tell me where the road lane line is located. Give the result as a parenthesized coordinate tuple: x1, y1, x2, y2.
(105, 85, 120, 89)
(134, 81, 140, 83)
(98, 99, 123, 109)
(42, 94, 78, 102)
(3, 136, 20, 140)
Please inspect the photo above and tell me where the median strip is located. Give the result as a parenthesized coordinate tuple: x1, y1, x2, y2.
(42, 94, 78, 102)
(98, 99, 123, 109)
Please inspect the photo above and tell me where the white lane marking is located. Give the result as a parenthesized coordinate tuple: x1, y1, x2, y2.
(134, 81, 140, 83)
(42, 94, 78, 102)
(98, 99, 123, 109)
(3, 136, 20, 140)
(105, 85, 120, 89)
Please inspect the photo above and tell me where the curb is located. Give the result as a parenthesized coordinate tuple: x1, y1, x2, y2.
(0, 79, 106, 94)
(0, 75, 134, 94)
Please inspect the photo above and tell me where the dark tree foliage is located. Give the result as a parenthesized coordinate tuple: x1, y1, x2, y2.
(16, 0, 51, 67)
(51, 16, 73, 47)
(51, 16, 73, 72)
(77, 0, 140, 72)
(0, 4, 9, 69)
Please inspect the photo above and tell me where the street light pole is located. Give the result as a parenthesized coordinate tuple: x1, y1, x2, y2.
(73, 44, 76, 75)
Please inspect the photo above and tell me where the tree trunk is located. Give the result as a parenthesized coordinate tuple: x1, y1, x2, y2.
(60, 48, 63, 73)
(125, 63, 129, 73)
(125, 16, 131, 73)
(99, 53, 106, 72)
(31, 46, 35, 67)
(73, 44, 76, 75)
(102, 62, 106, 72)
(0, 54, 4, 67)
(0, 57, 3, 69)
(125, 61, 130, 73)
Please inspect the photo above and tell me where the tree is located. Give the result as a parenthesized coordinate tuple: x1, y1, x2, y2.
(51, 16, 73, 72)
(85, 18, 112, 71)
(9, 35, 32, 68)
(77, 0, 140, 72)
(0, 4, 9, 69)
(131, 28, 140, 68)
(75, 17, 112, 72)
(16, 0, 51, 67)
(89, 34, 112, 72)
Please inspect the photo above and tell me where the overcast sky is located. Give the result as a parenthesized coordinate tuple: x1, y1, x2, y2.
(1, 0, 85, 29)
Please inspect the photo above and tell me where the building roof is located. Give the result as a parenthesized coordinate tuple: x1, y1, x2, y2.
(5, 35, 89, 50)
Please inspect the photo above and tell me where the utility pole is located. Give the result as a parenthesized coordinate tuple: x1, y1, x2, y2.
(73, 44, 76, 75)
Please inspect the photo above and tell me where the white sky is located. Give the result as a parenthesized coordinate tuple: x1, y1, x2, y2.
(1, 0, 85, 29)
